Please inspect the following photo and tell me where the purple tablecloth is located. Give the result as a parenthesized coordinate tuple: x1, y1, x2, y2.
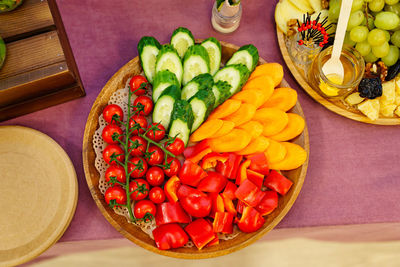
(2, 0, 400, 242)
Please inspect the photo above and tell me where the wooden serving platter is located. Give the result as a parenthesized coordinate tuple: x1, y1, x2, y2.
(276, 28, 400, 125)
(82, 40, 309, 258)
(0, 0, 85, 122)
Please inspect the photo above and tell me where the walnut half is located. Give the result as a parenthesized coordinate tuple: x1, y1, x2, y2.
(365, 61, 388, 82)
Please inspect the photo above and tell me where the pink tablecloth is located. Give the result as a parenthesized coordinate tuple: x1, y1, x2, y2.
(2, 0, 400, 242)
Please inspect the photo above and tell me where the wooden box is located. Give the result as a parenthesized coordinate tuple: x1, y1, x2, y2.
(0, 0, 85, 121)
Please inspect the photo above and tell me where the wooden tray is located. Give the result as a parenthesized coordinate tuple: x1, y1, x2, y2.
(276, 28, 400, 125)
(0, 0, 85, 122)
(0, 126, 78, 266)
(82, 40, 309, 258)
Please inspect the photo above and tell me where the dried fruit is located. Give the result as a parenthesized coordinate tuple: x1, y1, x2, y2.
(386, 59, 400, 81)
(358, 77, 382, 99)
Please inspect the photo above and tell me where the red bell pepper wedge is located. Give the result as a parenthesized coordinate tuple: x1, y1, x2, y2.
(236, 159, 251, 185)
(178, 160, 208, 187)
(215, 153, 243, 179)
(246, 169, 264, 189)
(177, 184, 198, 199)
(222, 181, 237, 200)
(153, 223, 189, 250)
(256, 190, 278, 216)
(209, 193, 225, 218)
(213, 212, 234, 234)
(221, 194, 237, 215)
(155, 202, 191, 226)
(200, 152, 229, 170)
(246, 153, 270, 175)
(180, 189, 212, 218)
(184, 140, 212, 164)
(264, 170, 293, 195)
(237, 206, 265, 233)
(197, 171, 228, 193)
(164, 175, 181, 203)
(185, 218, 215, 250)
(206, 233, 219, 247)
(235, 179, 265, 207)
(236, 200, 246, 214)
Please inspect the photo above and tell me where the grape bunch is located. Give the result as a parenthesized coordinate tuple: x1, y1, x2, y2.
(329, 0, 400, 67)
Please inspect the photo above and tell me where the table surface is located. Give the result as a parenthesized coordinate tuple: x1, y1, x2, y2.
(2, 0, 400, 243)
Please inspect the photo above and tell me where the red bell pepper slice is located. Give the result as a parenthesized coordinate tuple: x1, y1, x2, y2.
(200, 152, 229, 170)
(197, 171, 228, 193)
(177, 184, 198, 199)
(246, 169, 264, 189)
(153, 223, 189, 250)
(155, 202, 191, 226)
(206, 233, 219, 247)
(236, 159, 251, 185)
(246, 153, 270, 175)
(164, 175, 181, 203)
(235, 179, 264, 207)
(264, 170, 293, 195)
(213, 212, 234, 234)
(184, 140, 212, 164)
(209, 193, 225, 218)
(237, 206, 265, 233)
(236, 200, 246, 214)
(178, 160, 208, 187)
(180, 188, 212, 218)
(185, 218, 215, 250)
(221, 194, 237, 215)
(222, 181, 237, 200)
(215, 153, 243, 179)
(256, 190, 278, 216)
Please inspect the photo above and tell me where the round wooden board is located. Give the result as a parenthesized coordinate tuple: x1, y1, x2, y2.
(0, 126, 78, 266)
(82, 40, 309, 258)
(276, 28, 400, 125)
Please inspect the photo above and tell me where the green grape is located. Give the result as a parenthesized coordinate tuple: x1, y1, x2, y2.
(352, 0, 364, 11)
(382, 45, 400, 66)
(391, 30, 400, 47)
(384, 3, 400, 16)
(368, 28, 387, 46)
(329, 0, 340, 21)
(350, 26, 369, 42)
(372, 41, 390, 57)
(374, 12, 400, 30)
(344, 32, 357, 46)
(383, 30, 391, 41)
(347, 11, 365, 30)
(365, 0, 373, 2)
(369, 0, 385, 12)
(364, 51, 379, 62)
(356, 41, 372, 56)
(385, 0, 399, 5)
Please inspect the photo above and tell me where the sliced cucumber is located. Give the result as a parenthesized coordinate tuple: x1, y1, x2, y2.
(182, 45, 210, 85)
(153, 85, 181, 130)
(137, 36, 161, 83)
(171, 27, 195, 59)
(201, 37, 221, 75)
(169, 100, 194, 145)
(212, 80, 232, 108)
(152, 70, 180, 102)
(226, 44, 259, 72)
(181, 73, 214, 101)
(213, 64, 250, 95)
(189, 89, 216, 132)
(155, 44, 183, 85)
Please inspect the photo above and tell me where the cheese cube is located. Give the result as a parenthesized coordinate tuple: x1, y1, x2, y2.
(380, 102, 397, 117)
(381, 80, 396, 104)
(358, 99, 380, 121)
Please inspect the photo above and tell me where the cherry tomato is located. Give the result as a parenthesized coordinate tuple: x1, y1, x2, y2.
(165, 138, 185, 156)
(128, 157, 148, 178)
(146, 145, 165, 166)
(146, 166, 165, 186)
(149, 187, 165, 204)
(146, 123, 166, 142)
(129, 75, 149, 95)
(105, 185, 127, 206)
(129, 115, 147, 135)
(102, 124, 123, 144)
(103, 144, 124, 165)
(163, 157, 181, 177)
(105, 165, 126, 183)
(129, 136, 147, 156)
(134, 200, 156, 219)
(129, 179, 149, 200)
(103, 104, 123, 124)
(133, 95, 153, 116)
